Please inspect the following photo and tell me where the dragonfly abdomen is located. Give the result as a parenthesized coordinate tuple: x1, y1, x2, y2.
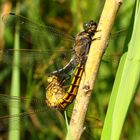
(46, 63, 84, 110)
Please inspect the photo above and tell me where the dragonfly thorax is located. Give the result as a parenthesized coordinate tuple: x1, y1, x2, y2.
(73, 20, 97, 63)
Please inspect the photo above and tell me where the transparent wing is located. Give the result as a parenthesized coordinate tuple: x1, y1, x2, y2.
(2, 13, 74, 42)
(0, 94, 101, 137)
(2, 13, 73, 59)
(1, 13, 76, 79)
(0, 48, 123, 86)
(0, 93, 65, 132)
(0, 48, 71, 71)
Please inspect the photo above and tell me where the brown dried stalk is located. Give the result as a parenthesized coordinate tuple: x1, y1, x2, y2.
(65, 0, 123, 140)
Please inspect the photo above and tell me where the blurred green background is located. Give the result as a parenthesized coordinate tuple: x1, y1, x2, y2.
(0, 0, 139, 140)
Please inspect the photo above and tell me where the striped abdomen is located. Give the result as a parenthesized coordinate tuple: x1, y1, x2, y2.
(46, 63, 84, 110)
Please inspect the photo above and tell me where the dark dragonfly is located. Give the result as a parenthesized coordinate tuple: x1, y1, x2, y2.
(0, 13, 125, 139)
(46, 19, 97, 110)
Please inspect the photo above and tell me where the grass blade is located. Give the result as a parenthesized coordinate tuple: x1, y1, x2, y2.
(64, 111, 72, 140)
(101, 1, 140, 139)
(8, 17, 20, 140)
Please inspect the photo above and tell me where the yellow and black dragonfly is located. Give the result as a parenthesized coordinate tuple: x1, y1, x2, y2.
(0, 13, 126, 139)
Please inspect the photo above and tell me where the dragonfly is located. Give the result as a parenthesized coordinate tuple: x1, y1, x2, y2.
(46, 19, 97, 109)
(1, 13, 97, 110)
(0, 13, 126, 139)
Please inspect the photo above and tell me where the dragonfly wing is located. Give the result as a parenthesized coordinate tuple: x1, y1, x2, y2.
(2, 13, 74, 42)
(1, 13, 75, 79)
(101, 52, 122, 65)
(0, 93, 102, 140)
(2, 12, 74, 59)
(1, 48, 71, 71)
(0, 93, 65, 131)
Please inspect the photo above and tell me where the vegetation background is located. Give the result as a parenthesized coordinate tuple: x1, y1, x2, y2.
(0, 0, 139, 140)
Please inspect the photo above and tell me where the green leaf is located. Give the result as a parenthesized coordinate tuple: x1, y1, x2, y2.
(101, 1, 140, 140)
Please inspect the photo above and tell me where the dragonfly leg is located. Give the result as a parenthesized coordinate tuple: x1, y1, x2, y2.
(92, 29, 101, 41)
(95, 29, 101, 32)
(92, 36, 101, 41)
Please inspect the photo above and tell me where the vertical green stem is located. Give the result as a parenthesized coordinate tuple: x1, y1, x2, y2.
(8, 16, 20, 140)
(64, 111, 72, 140)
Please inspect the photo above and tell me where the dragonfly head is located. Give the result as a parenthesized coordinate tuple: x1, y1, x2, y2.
(83, 20, 97, 36)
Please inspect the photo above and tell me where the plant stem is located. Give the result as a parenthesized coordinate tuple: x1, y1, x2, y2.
(8, 4, 20, 140)
(65, 0, 123, 140)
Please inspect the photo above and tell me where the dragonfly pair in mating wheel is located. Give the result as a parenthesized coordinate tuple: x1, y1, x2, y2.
(0, 13, 124, 134)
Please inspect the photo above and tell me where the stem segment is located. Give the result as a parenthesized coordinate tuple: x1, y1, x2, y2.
(66, 0, 123, 140)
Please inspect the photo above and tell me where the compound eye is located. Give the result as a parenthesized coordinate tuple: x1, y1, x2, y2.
(83, 22, 89, 30)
